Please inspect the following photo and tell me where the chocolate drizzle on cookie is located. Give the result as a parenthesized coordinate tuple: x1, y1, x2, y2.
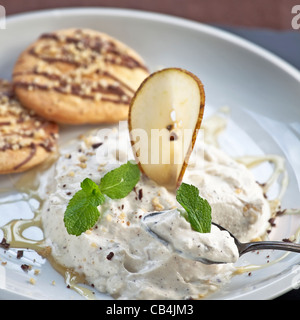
(38, 31, 147, 70)
(13, 143, 37, 170)
(13, 70, 133, 104)
(0, 80, 58, 172)
(13, 29, 149, 105)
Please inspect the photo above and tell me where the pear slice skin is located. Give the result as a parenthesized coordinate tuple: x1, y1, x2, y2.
(128, 68, 205, 191)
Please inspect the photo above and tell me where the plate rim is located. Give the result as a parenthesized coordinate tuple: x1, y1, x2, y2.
(2, 6, 300, 300)
(6, 6, 300, 83)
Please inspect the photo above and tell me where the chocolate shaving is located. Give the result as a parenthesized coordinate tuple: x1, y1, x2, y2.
(268, 217, 276, 227)
(166, 124, 174, 131)
(106, 252, 114, 260)
(17, 250, 24, 259)
(276, 209, 287, 216)
(170, 132, 178, 141)
(92, 142, 103, 149)
(21, 264, 31, 272)
(138, 188, 143, 200)
(0, 238, 10, 249)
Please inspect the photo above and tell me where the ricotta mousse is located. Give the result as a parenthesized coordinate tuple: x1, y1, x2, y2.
(40, 124, 271, 299)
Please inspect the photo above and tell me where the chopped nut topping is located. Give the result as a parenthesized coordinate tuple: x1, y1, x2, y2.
(152, 197, 164, 211)
(13, 30, 148, 104)
(0, 79, 58, 158)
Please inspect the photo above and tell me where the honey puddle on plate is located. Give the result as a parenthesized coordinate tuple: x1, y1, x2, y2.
(0, 154, 96, 299)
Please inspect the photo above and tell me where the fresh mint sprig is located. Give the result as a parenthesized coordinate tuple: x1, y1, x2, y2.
(64, 161, 140, 236)
(99, 160, 140, 199)
(63, 178, 106, 236)
(176, 182, 211, 233)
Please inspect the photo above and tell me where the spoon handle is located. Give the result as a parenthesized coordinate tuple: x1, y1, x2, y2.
(239, 241, 300, 256)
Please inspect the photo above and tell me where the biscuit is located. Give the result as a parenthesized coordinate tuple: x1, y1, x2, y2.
(12, 28, 149, 124)
(0, 79, 59, 174)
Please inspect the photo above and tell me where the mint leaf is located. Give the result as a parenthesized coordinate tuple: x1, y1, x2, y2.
(64, 178, 105, 236)
(176, 183, 211, 233)
(63, 161, 140, 236)
(99, 161, 140, 199)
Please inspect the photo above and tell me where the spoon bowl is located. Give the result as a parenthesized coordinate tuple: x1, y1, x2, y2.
(142, 210, 300, 265)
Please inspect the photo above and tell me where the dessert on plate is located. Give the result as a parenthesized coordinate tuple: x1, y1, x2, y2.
(0, 28, 292, 300)
(38, 69, 272, 299)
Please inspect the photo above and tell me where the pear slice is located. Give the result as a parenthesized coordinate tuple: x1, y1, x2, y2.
(128, 68, 205, 190)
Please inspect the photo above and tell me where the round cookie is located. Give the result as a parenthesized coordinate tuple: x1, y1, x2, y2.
(0, 79, 59, 174)
(12, 28, 149, 124)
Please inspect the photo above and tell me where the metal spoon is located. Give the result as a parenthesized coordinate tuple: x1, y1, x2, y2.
(142, 210, 300, 265)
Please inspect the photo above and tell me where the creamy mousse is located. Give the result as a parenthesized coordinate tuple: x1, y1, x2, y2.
(143, 209, 239, 264)
(40, 125, 271, 299)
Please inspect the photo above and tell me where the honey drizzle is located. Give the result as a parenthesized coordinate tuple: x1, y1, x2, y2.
(1, 211, 95, 299)
(0, 156, 96, 299)
(236, 154, 288, 201)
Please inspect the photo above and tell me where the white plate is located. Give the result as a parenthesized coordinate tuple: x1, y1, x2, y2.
(0, 8, 300, 300)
